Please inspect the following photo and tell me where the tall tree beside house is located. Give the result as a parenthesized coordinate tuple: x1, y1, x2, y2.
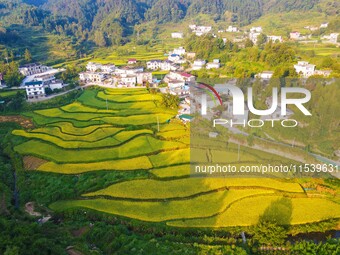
(2, 49, 9, 63)
(24, 49, 32, 63)
(257, 33, 267, 47)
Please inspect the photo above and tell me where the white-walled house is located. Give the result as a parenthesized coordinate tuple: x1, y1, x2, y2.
(322, 33, 339, 44)
(171, 32, 184, 39)
(147, 60, 177, 71)
(136, 72, 153, 85)
(48, 80, 64, 90)
(165, 72, 196, 83)
(79, 72, 105, 83)
(19, 63, 50, 76)
(250, 27, 262, 33)
(320, 22, 328, 28)
(86, 62, 115, 73)
(226, 26, 239, 32)
(115, 66, 144, 75)
(192, 60, 206, 70)
(256, 71, 274, 80)
(290, 32, 301, 40)
(173, 47, 186, 56)
(267, 35, 283, 43)
(25, 81, 45, 99)
(249, 32, 261, 44)
(206, 59, 220, 69)
(294, 61, 316, 77)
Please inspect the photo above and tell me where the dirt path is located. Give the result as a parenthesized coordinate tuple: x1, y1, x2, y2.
(0, 115, 34, 129)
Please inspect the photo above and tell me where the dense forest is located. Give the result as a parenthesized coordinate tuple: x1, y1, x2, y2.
(0, 0, 337, 48)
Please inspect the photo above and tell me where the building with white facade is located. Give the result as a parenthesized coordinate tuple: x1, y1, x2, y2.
(267, 35, 283, 43)
(290, 32, 301, 40)
(19, 63, 50, 76)
(294, 61, 316, 78)
(79, 72, 105, 83)
(322, 33, 339, 44)
(136, 72, 153, 85)
(250, 27, 262, 33)
(25, 81, 45, 99)
(189, 25, 212, 36)
(173, 47, 186, 56)
(256, 71, 274, 80)
(226, 26, 239, 32)
(249, 32, 261, 44)
(320, 22, 328, 28)
(86, 62, 115, 73)
(171, 32, 184, 39)
(192, 60, 206, 70)
(206, 59, 220, 69)
(147, 60, 177, 71)
(165, 72, 196, 83)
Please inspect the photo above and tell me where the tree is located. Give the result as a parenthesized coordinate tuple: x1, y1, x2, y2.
(252, 221, 288, 246)
(4, 62, 23, 87)
(94, 31, 107, 47)
(244, 38, 254, 48)
(2, 48, 9, 63)
(257, 33, 267, 47)
(161, 93, 179, 109)
(24, 49, 32, 63)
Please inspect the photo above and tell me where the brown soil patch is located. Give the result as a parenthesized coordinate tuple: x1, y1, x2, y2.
(71, 226, 90, 237)
(0, 115, 34, 129)
(23, 156, 47, 170)
(66, 247, 84, 255)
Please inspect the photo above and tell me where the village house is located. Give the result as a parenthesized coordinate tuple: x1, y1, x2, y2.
(186, 52, 196, 59)
(19, 63, 50, 76)
(86, 62, 115, 73)
(165, 72, 196, 83)
(168, 54, 185, 64)
(118, 74, 137, 87)
(115, 66, 144, 75)
(172, 47, 186, 56)
(136, 72, 153, 85)
(226, 26, 239, 32)
(289, 32, 309, 41)
(192, 60, 206, 70)
(206, 59, 220, 69)
(250, 27, 262, 33)
(267, 35, 283, 43)
(79, 72, 105, 83)
(256, 71, 274, 80)
(147, 60, 177, 71)
(322, 33, 339, 44)
(189, 25, 212, 36)
(171, 32, 184, 39)
(320, 22, 328, 28)
(249, 32, 261, 44)
(294, 61, 332, 78)
(127, 59, 137, 65)
(25, 81, 45, 99)
(294, 61, 316, 77)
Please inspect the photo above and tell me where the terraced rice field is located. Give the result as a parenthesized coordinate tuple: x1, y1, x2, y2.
(13, 88, 340, 228)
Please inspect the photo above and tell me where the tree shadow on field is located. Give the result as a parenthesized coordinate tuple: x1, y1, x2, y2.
(259, 197, 293, 226)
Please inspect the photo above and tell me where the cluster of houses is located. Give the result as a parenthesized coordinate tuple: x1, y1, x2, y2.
(79, 62, 153, 87)
(189, 25, 212, 36)
(293, 61, 331, 78)
(255, 60, 332, 80)
(20, 63, 66, 100)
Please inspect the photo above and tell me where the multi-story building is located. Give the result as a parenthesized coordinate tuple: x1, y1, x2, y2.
(25, 81, 45, 99)
(19, 63, 50, 76)
(294, 61, 316, 77)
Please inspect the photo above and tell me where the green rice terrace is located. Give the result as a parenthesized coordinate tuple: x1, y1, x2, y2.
(11, 88, 340, 228)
